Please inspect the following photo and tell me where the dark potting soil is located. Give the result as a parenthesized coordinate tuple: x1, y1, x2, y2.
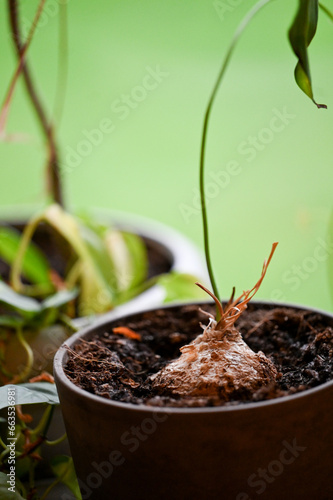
(65, 303, 333, 407)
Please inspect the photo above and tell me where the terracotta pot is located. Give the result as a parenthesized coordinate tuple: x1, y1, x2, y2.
(54, 302, 333, 500)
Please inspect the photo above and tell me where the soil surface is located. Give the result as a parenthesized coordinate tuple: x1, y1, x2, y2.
(65, 303, 333, 407)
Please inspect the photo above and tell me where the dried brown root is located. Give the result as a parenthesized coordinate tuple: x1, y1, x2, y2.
(152, 243, 279, 401)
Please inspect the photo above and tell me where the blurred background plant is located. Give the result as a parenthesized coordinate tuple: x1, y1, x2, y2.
(1, 0, 332, 310)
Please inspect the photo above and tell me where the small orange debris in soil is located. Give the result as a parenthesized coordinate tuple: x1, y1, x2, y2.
(112, 327, 141, 341)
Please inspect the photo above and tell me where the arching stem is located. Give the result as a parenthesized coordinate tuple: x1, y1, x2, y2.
(199, 0, 273, 306)
(10, 327, 34, 383)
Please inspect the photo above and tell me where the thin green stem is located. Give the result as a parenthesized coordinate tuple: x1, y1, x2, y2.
(15, 327, 34, 382)
(16, 479, 27, 499)
(0, 363, 15, 380)
(0, 449, 9, 461)
(32, 404, 55, 438)
(45, 432, 67, 446)
(65, 259, 82, 289)
(319, 2, 333, 21)
(41, 404, 55, 438)
(10, 212, 43, 293)
(39, 477, 62, 500)
(28, 459, 36, 493)
(0, 436, 7, 450)
(9, 209, 55, 296)
(199, 0, 274, 307)
(58, 314, 78, 333)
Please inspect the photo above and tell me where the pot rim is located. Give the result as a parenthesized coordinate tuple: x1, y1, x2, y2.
(54, 299, 333, 414)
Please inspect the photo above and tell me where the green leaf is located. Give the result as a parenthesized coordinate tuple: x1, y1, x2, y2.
(0, 315, 24, 328)
(288, 0, 327, 108)
(79, 223, 118, 297)
(9, 205, 149, 316)
(41, 288, 78, 311)
(0, 226, 51, 286)
(0, 472, 25, 500)
(105, 230, 147, 293)
(77, 213, 148, 297)
(0, 286, 77, 330)
(51, 456, 82, 499)
(0, 383, 59, 409)
(158, 273, 208, 304)
(31, 288, 78, 328)
(76, 211, 109, 239)
(11, 205, 118, 315)
(0, 281, 41, 317)
(114, 276, 157, 305)
(122, 231, 147, 290)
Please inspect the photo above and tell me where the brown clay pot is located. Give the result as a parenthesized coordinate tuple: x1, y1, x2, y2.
(54, 302, 333, 500)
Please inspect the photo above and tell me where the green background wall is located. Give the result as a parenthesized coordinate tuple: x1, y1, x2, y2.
(1, 0, 333, 310)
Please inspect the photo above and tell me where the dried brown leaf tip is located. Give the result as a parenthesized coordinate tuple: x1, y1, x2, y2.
(29, 372, 55, 384)
(152, 243, 279, 401)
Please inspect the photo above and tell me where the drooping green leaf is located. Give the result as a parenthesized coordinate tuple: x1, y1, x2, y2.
(9, 205, 150, 316)
(122, 231, 147, 290)
(79, 223, 118, 297)
(114, 276, 157, 306)
(158, 273, 208, 304)
(77, 213, 148, 296)
(0, 383, 59, 409)
(0, 472, 25, 500)
(31, 288, 79, 328)
(0, 226, 51, 286)
(288, 0, 327, 108)
(0, 315, 24, 328)
(76, 211, 109, 239)
(45, 207, 117, 303)
(0, 286, 77, 330)
(50, 456, 82, 499)
(105, 230, 147, 293)
(11, 205, 118, 315)
(0, 281, 41, 317)
(41, 288, 78, 311)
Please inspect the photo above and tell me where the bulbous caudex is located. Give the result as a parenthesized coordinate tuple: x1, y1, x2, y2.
(152, 243, 279, 401)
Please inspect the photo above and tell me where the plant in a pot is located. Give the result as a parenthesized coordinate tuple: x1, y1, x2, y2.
(53, 2, 333, 499)
(0, 1, 207, 497)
